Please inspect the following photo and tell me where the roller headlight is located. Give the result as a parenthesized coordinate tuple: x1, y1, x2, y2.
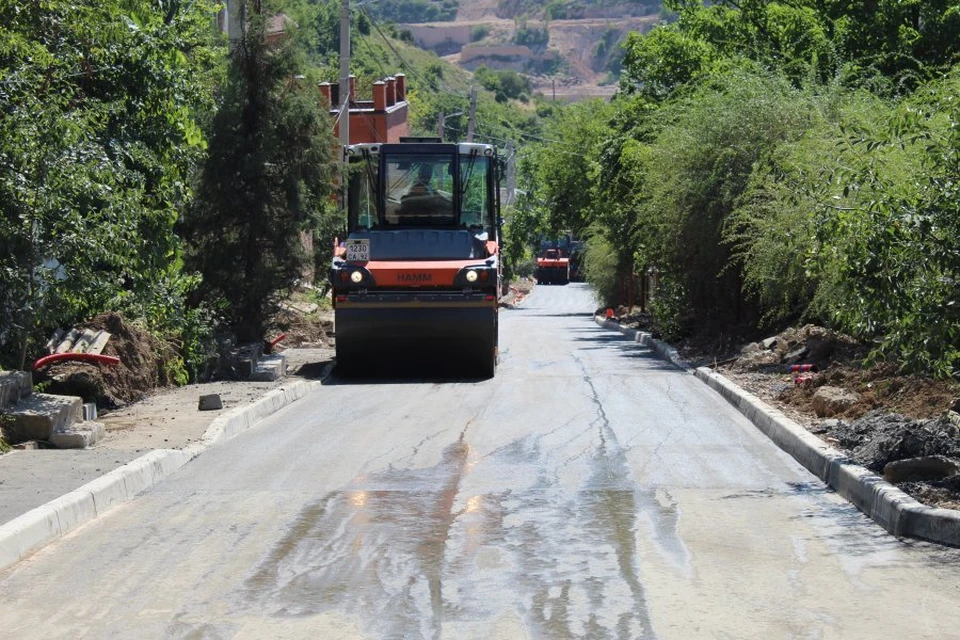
(465, 270, 479, 283)
(350, 270, 363, 283)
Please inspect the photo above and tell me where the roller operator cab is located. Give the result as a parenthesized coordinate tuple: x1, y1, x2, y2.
(331, 139, 504, 377)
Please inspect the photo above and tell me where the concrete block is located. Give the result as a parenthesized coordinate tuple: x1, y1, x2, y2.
(49, 422, 105, 449)
(250, 354, 287, 382)
(0, 520, 22, 570)
(81, 402, 97, 421)
(0, 374, 16, 408)
(119, 450, 190, 499)
(1, 393, 81, 444)
(198, 393, 223, 411)
(0, 371, 32, 407)
(6, 504, 61, 562)
(16, 371, 32, 398)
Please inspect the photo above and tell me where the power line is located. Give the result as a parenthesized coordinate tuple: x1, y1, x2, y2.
(355, 3, 469, 101)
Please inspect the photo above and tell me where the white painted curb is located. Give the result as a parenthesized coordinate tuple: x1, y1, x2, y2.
(593, 316, 691, 371)
(0, 377, 325, 572)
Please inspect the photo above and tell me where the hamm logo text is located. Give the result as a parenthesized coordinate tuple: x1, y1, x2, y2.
(398, 273, 432, 283)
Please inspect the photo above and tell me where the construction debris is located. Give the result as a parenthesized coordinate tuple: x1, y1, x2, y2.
(47, 327, 112, 355)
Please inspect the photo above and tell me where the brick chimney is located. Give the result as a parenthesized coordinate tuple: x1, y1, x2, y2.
(386, 76, 396, 107)
(318, 82, 332, 107)
(373, 81, 387, 112)
(395, 73, 406, 101)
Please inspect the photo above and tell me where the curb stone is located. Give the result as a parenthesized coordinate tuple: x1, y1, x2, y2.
(592, 315, 960, 546)
(593, 316, 691, 371)
(0, 372, 329, 572)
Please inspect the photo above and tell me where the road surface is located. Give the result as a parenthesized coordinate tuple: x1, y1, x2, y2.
(2, 284, 959, 639)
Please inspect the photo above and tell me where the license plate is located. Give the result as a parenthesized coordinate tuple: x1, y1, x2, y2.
(346, 239, 370, 262)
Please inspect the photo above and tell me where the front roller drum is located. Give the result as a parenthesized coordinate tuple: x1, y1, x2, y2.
(335, 305, 498, 378)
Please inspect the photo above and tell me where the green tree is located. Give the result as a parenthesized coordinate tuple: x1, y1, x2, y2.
(182, 0, 336, 342)
(0, 0, 221, 372)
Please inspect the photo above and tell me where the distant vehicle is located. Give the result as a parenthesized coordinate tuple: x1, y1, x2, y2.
(330, 139, 503, 377)
(535, 248, 569, 285)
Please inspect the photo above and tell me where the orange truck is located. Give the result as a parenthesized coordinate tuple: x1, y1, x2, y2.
(535, 248, 570, 285)
(330, 139, 503, 377)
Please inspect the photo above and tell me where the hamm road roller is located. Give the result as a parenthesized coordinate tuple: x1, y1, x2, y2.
(330, 139, 503, 377)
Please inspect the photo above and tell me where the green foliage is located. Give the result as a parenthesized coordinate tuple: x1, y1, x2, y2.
(513, 19, 550, 49)
(582, 232, 619, 306)
(635, 72, 817, 330)
(816, 73, 960, 376)
(367, 0, 459, 23)
(182, 3, 336, 342)
(471, 25, 491, 42)
(0, 0, 222, 372)
(527, 0, 960, 377)
(475, 66, 533, 103)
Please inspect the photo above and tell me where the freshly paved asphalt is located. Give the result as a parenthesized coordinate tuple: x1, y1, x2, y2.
(2, 284, 959, 639)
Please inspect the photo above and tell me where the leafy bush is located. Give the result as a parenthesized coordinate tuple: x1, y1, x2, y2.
(367, 0, 459, 23)
(583, 232, 619, 306)
(0, 0, 221, 372)
(471, 25, 491, 42)
(513, 19, 550, 49)
(475, 66, 533, 103)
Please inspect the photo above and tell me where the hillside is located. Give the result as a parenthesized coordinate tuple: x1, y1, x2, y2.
(391, 0, 661, 99)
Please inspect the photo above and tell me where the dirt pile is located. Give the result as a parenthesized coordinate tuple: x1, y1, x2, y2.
(37, 312, 170, 408)
(813, 412, 960, 472)
(732, 324, 860, 372)
(268, 308, 333, 349)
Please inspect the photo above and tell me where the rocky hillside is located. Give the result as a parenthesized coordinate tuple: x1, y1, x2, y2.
(392, 0, 662, 99)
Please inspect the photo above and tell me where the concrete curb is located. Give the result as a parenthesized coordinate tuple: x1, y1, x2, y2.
(0, 376, 326, 572)
(591, 314, 960, 546)
(593, 316, 691, 371)
(695, 366, 960, 546)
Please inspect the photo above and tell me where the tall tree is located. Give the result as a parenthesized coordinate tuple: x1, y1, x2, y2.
(182, 0, 336, 342)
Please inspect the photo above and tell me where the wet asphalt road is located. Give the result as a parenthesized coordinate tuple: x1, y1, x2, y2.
(2, 283, 960, 639)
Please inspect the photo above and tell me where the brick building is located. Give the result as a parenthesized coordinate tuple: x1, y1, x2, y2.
(319, 74, 409, 144)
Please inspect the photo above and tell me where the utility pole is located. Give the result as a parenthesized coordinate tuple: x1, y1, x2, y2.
(466, 86, 478, 142)
(505, 141, 515, 207)
(338, 0, 350, 217)
(339, 0, 350, 151)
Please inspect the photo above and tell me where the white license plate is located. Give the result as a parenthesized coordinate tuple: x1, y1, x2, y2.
(346, 239, 370, 262)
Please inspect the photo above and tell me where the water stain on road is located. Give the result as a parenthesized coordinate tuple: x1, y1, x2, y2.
(243, 421, 688, 638)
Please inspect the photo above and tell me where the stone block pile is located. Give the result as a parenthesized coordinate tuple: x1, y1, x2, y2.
(0, 371, 104, 449)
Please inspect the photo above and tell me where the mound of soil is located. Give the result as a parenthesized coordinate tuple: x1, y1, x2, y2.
(37, 312, 171, 408)
(812, 412, 960, 472)
(266, 304, 334, 350)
